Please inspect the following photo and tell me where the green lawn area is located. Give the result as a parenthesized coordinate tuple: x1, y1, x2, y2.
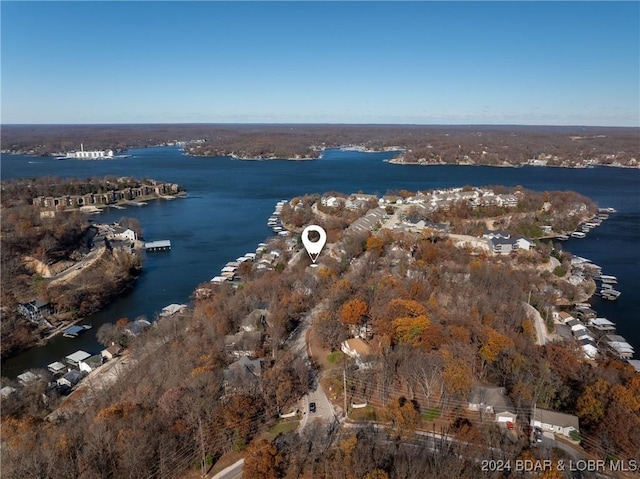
(422, 407, 441, 421)
(349, 405, 376, 421)
(327, 351, 346, 364)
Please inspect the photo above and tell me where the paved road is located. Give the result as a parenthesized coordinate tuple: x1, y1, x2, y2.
(524, 302, 548, 346)
(210, 459, 244, 479)
(299, 382, 336, 431)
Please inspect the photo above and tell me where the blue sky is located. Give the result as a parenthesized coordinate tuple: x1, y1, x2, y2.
(1, 1, 638, 126)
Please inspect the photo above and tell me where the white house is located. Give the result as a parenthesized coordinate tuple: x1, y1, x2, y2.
(79, 354, 103, 373)
(579, 338, 599, 359)
(113, 227, 137, 242)
(531, 408, 579, 438)
(515, 237, 533, 251)
(341, 338, 372, 368)
(468, 385, 517, 423)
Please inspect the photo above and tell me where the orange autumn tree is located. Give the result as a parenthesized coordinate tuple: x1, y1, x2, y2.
(340, 297, 368, 326)
(388, 298, 430, 346)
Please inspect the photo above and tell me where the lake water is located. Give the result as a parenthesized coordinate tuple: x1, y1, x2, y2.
(1, 146, 639, 378)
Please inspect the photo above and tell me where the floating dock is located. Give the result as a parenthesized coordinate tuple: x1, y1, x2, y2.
(145, 240, 171, 251)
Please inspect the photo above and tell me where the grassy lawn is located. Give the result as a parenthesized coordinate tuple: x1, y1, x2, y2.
(422, 407, 441, 421)
(349, 405, 376, 421)
(327, 351, 346, 364)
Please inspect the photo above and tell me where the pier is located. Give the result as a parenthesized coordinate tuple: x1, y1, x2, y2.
(145, 240, 171, 251)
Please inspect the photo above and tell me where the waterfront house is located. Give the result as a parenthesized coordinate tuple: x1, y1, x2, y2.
(159, 303, 187, 317)
(566, 319, 588, 334)
(101, 344, 123, 360)
(18, 299, 51, 324)
(47, 361, 67, 375)
(65, 350, 91, 367)
(579, 338, 599, 359)
(113, 227, 137, 242)
(57, 369, 84, 389)
(79, 354, 104, 373)
(125, 319, 151, 337)
(468, 385, 517, 423)
(531, 408, 579, 438)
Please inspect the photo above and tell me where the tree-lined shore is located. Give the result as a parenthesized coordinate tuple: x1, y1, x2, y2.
(2, 123, 638, 168)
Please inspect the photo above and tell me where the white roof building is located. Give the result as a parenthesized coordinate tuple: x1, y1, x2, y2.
(66, 350, 92, 366)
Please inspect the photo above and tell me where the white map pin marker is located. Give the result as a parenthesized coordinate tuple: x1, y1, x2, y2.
(301, 225, 327, 265)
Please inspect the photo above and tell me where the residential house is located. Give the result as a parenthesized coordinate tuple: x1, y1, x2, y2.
(468, 385, 517, 423)
(79, 354, 103, 373)
(101, 344, 123, 360)
(341, 337, 372, 368)
(482, 230, 511, 240)
(240, 309, 269, 332)
(531, 408, 579, 438)
(557, 312, 575, 323)
(47, 361, 67, 375)
(159, 303, 187, 317)
(65, 350, 91, 367)
(488, 237, 517, 255)
(113, 227, 137, 242)
(125, 319, 151, 337)
(224, 331, 263, 357)
(57, 369, 84, 389)
(487, 236, 533, 255)
(18, 299, 51, 324)
(321, 196, 345, 208)
(579, 338, 598, 359)
(223, 356, 263, 395)
(566, 319, 588, 334)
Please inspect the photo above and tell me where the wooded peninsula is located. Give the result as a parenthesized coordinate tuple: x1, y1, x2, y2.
(2, 183, 638, 479)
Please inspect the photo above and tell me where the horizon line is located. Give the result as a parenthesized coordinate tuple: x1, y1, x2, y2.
(3, 122, 639, 129)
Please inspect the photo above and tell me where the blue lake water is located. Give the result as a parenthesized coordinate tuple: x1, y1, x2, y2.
(1, 146, 639, 378)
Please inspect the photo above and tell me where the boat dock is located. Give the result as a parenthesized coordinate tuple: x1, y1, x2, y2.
(145, 240, 171, 251)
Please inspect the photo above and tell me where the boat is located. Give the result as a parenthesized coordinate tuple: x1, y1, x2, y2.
(598, 207, 617, 214)
(82, 324, 93, 330)
(556, 234, 569, 241)
(571, 232, 586, 239)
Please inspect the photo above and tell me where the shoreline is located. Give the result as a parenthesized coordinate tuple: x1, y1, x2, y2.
(387, 157, 640, 169)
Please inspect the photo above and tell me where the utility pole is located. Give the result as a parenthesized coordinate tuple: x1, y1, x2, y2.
(343, 367, 347, 418)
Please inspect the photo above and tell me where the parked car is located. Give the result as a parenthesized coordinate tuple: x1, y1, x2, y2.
(506, 421, 514, 430)
(534, 427, 543, 442)
(309, 402, 316, 413)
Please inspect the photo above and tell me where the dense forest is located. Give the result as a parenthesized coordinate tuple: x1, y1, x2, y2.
(2, 123, 638, 167)
(1, 187, 638, 478)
